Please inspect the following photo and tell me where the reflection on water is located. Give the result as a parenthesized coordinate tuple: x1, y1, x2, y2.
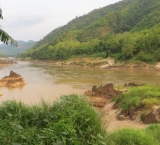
(0, 61, 160, 104)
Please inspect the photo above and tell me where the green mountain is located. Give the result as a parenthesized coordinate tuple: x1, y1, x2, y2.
(0, 40, 36, 56)
(22, 0, 160, 62)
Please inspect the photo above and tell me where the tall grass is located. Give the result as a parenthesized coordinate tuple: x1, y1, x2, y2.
(106, 124, 160, 145)
(112, 84, 160, 110)
(144, 124, 160, 143)
(0, 94, 106, 145)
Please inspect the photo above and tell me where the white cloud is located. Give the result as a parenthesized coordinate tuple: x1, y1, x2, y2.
(0, 0, 121, 41)
(3, 15, 47, 29)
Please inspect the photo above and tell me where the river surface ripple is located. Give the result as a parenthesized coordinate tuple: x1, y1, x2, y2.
(0, 61, 160, 104)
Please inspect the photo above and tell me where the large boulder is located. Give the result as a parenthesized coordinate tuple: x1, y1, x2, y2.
(143, 112, 156, 124)
(84, 83, 121, 108)
(143, 108, 160, 124)
(0, 71, 26, 88)
(85, 83, 120, 99)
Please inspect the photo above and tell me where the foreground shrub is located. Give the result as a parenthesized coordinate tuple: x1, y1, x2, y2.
(106, 126, 160, 145)
(0, 94, 106, 145)
(144, 124, 160, 143)
(1, 94, 160, 145)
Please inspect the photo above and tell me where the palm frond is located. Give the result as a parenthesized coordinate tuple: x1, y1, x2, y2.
(0, 29, 18, 46)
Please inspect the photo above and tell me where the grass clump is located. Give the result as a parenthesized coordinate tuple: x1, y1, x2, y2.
(0, 94, 106, 145)
(140, 110, 148, 121)
(141, 98, 159, 108)
(106, 124, 160, 145)
(112, 84, 160, 110)
(144, 124, 160, 143)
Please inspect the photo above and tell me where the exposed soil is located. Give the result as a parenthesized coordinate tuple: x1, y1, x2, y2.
(87, 95, 148, 132)
(85, 83, 158, 132)
(100, 102, 148, 132)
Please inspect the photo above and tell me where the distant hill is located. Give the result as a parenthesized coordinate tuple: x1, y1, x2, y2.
(0, 40, 37, 56)
(21, 0, 160, 62)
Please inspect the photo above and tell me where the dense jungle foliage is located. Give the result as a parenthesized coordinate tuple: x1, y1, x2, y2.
(20, 0, 160, 62)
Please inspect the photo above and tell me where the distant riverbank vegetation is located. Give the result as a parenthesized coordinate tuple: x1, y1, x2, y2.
(19, 0, 160, 63)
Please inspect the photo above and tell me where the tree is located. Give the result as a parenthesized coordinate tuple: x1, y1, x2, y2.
(0, 7, 17, 46)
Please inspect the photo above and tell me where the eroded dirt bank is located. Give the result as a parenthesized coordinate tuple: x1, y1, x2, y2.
(85, 83, 160, 132)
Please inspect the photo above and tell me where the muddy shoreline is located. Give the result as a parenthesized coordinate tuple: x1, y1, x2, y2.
(0, 59, 17, 67)
(23, 57, 160, 71)
(1, 58, 160, 132)
(85, 83, 160, 132)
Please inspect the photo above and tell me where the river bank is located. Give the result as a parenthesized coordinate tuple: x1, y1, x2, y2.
(86, 83, 160, 132)
(0, 60, 160, 133)
(21, 57, 160, 71)
(0, 58, 17, 67)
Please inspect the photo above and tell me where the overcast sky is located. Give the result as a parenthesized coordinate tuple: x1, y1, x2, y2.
(0, 0, 121, 41)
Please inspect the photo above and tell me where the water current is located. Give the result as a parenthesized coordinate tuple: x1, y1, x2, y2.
(0, 61, 159, 104)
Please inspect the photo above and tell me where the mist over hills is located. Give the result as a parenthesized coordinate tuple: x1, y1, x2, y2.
(0, 40, 36, 56)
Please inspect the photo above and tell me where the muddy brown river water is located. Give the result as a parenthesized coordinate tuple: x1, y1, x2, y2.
(0, 61, 160, 104)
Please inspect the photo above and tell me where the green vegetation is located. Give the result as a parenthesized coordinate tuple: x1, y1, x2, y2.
(112, 85, 160, 111)
(106, 124, 160, 145)
(0, 95, 106, 145)
(0, 94, 160, 144)
(20, 0, 160, 62)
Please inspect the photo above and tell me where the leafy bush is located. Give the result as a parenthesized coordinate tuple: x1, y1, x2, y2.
(136, 52, 156, 62)
(0, 95, 106, 145)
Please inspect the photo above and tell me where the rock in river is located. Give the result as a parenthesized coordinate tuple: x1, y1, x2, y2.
(0, 71, 26, 88)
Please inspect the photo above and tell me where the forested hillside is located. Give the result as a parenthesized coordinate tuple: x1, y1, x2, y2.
(21, 0, 160, 62)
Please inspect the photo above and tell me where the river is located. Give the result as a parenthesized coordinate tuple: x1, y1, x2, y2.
(0, 61, 160, 104)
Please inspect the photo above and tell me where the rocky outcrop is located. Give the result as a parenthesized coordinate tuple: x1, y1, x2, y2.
(117, 108, 138, 121)
(0, 71, 26, 88)
(143, 108, 160, 124)
(143, 112, 156, 124)
(85, 82, 160, 126)
(85, 83, 121, 108)
(116, 106, 160, 124)
(0, 59, 16, 66)
(85, 83, 121, 99)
